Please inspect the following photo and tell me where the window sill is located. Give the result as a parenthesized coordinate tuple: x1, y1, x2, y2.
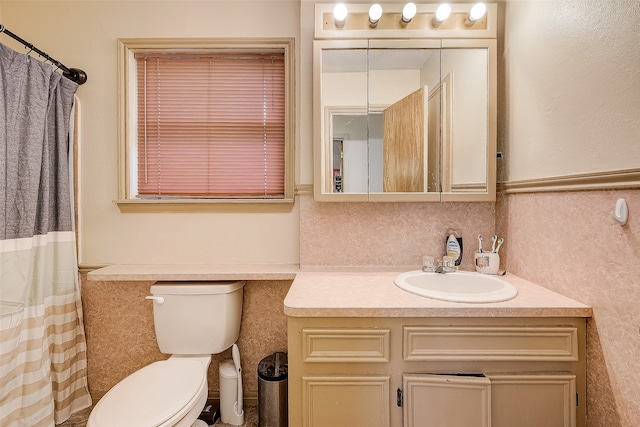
(115, 198, 295, 213)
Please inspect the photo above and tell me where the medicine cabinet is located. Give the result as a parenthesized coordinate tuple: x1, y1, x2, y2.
(313, 3, 497, 202)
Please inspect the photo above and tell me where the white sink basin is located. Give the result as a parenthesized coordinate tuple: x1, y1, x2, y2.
(394, 270, 518, 303)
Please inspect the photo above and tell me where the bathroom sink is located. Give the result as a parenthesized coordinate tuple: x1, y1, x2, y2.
(394, 270, 518, 303)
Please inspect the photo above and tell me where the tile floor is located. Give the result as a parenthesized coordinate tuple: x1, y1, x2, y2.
(57, 405, 259, 427)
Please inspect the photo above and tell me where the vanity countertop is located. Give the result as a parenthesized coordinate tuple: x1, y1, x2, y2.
(87, 265, 591, 318)
(284, 270, 592, 318)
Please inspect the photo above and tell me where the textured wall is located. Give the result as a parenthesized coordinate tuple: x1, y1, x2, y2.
(500, 1, 640, 424)
(503, 190, 640, 426)
(500, 0, 640, 181)
(81, 276, 291, 400)
(299, 193, 497, 270)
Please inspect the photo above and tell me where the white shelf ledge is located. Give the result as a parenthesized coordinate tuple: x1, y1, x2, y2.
(86, 264, 299, 282)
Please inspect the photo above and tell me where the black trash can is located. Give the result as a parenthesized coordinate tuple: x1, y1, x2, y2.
(258, 352, 288, 427)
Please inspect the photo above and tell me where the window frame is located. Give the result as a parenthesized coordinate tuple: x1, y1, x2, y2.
(116, 38, 295, 213)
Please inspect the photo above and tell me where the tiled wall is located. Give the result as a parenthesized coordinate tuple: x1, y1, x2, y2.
(503, 189, 640, 426)
(81, 276, 291, 401)
(299, 193, 497, 269)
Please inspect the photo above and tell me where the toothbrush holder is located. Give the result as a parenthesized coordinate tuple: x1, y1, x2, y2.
(474, 251, 500, 275)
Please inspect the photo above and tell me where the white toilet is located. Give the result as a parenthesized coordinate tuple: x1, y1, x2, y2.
(87, 281, 245, 427)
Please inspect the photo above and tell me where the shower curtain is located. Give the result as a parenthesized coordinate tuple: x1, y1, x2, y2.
(0, 43, 91, 426)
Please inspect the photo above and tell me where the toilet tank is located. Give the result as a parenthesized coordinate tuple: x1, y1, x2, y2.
(149, 281, 244, 355)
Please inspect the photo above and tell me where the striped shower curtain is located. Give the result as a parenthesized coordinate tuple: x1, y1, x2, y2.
(0, 43, 91, 426)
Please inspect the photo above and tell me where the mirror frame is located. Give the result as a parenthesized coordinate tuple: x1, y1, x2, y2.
(314, 39, 369, 202)
(441, 38, 497, 202)
(313, 3, 497, 202)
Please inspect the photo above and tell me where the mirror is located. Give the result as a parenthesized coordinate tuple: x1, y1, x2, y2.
(314, 39, 496, 202)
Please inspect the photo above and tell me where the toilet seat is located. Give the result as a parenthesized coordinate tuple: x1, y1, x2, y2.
(88, 358, 207, 427)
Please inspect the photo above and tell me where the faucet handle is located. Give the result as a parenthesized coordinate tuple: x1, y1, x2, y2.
(422, 255, 436, 272)
(442, 256, 457, 272)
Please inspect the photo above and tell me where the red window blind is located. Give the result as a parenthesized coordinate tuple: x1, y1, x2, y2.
(135, 52, 285, 198)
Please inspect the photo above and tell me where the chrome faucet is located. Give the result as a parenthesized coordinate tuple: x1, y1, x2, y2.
(434, 256, 457, 274)
(422, 256, 457, 273)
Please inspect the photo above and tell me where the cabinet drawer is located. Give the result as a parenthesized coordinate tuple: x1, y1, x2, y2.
(302, 328, 390, 363)
(404, 326, 578, 362)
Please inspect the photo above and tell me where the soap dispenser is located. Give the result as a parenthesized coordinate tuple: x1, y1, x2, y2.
(446, 228, 463, 266)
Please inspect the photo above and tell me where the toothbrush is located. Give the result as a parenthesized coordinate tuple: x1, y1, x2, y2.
(490, 234, 498, 252)
(477, 234, 483, 253)
(495, 237, 504, 253)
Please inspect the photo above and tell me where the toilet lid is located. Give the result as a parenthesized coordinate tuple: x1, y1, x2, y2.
(91, 359, 206, 427)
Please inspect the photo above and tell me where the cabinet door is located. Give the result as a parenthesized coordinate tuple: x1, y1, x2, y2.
(302, 376, 390, 427)
(486, 373, 576, 427)
(403, 374, 491, 427)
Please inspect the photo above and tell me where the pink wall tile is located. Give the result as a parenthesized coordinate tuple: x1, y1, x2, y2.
(82, 277, 291, 400)
(299, 193, 497, 270)
(504, 189, 640, 426)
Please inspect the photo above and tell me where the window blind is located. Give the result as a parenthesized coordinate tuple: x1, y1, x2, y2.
(135, 52, 285, 198)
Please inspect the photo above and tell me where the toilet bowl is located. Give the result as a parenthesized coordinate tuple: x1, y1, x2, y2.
(87, 356, 210, 427)
(87, 281, 245, 427)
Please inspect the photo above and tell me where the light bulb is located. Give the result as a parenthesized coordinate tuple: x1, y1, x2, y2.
(401, 2, 417, 23)
(369, 4, 383, 26)
(434, 4, 451, 23)
(469, 2, 487, 22)
(333, 3, 348, 27)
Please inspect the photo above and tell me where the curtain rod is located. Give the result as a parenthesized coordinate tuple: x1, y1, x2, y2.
(0, 24, 87, 85)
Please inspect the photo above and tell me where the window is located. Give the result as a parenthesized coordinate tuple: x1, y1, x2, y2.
(117, 39, 294, 212)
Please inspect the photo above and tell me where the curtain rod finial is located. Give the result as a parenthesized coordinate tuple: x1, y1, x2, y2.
(64, 68, 88, 85)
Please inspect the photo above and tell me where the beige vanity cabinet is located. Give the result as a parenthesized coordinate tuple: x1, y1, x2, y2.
(288, 317, 586, 427)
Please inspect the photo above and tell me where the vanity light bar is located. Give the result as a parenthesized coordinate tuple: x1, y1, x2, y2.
(323, 2, 492, 36)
